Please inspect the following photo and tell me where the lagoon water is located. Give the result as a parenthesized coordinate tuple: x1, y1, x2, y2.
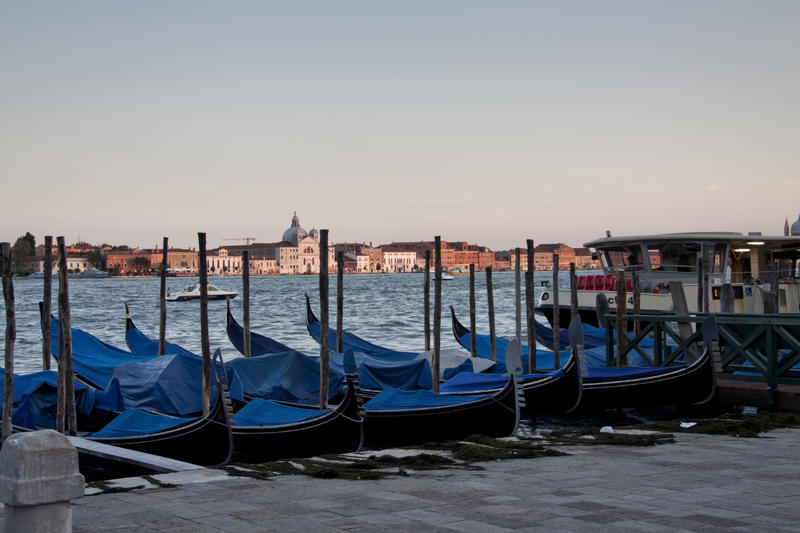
(1, 271, 572, 374)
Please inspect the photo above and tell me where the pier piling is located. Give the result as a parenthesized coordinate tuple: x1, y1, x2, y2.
(41, 236, 52, 371)
(56, 237, 76, 435)
(158, 237, 168, 356)
(525, 239, 536, 371)
(424, 250, 431, 352)
(2, 243, 15, 442)
(337, 251, 344, 354)
(198, 232, 210, 415)
(486, 266, 496, 362)
(242, 250, 251, 357)
(469, 263, 477, 357)
(320, 230, 330, 408)
(433, 237, 442, 392)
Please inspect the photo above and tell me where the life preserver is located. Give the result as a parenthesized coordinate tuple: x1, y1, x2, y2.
(652, 282, 664, 294)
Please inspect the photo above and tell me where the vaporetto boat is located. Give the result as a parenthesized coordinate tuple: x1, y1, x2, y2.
(538, 232, 800, 327)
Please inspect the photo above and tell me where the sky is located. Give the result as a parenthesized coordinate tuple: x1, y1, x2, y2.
(2, 1, 799, 251)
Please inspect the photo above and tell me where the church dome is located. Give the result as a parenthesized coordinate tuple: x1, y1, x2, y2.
(281, 212, 308, 244)
(791, 215, 800, 236)
(309, 228, 320, 240)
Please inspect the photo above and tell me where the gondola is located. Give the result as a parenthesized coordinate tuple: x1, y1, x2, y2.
(228, 375, 364, 462)
(578, 348, 716, 410)
(304, 294, 496, 376)
(452, 309, 717, 410)
(362, 374, 521, 448)
(439, 352, 582, 415)
(225, 300, 294, 356)
(1, 366, 232, 468)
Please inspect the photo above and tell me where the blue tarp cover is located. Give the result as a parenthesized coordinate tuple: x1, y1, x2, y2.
(440, 368, 564, 393)
(0, 369, 125, 429)
(228, 351, 345, 404)
(535, 320, 607, 351)
(233, 398, 331, 426)
(110, 353, 244, 416)
(47, 317, 154, 388)
(126, 324, 197, 358)
(364, 388, 491, 411)
(12, 395, 35, 429)
(87, 409, 196, 439)
(308, 317, 390, 354)
(227, 314, 294, 356)
(330, 351, 433, 391)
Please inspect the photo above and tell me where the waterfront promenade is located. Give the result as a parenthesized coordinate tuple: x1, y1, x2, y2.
(16, 426, 799, 532)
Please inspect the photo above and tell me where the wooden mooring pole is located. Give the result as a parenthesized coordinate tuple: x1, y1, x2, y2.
(158, 237, 168, 355)
(632, 270, 641, 336)
(486, 265, 497, 362)
(424, 250, 431, 352)
(242, 250, 251, 358)
(616, 270, 627, 367)
(570, 263, 578, 319)
(41, 235, 52, 370)
(319, 230, 330, 408)
(525, 239, 536, 371)
(469, 263, 477, 357)
(515, 248, 522, 347)
(337, 251, 344, 354)
(56, 237, 76, 435)
(2, 243, 15, 441)
(433, 236, 442, 392)
(198, 232, 210, 415)
(552, 255, 560, 368)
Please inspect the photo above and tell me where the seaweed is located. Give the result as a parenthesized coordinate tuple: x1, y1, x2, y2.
(637, 411, 800, 438)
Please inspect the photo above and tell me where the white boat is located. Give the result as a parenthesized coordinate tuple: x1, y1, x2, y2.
(165, 283, 238, 302)
(538, 232, 800, 326)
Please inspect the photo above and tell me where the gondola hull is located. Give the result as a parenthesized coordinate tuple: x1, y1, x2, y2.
(579, 348, 716, 410)
(363, 377, 520, 448)
(232, 378, 364, 462)
(87, 396, 232, 467)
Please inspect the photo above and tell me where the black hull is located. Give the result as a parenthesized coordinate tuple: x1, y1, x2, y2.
(539, 303, 600, 329)
(579, 349, 716, 411)
(449, 307, 581, 415)
(520, 353, 582, 414)
(363, 377, 519, 448)
(232, 379, 364, 462)
(87, 396, 231, 467)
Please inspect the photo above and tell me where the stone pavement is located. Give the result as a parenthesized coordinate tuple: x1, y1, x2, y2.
(16, 428, 800, 532)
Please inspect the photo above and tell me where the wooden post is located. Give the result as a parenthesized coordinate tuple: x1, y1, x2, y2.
(570, 263, 578, 319)
(469, 263, 477, 357)
(669, 280, 696, 362)
(2, 243, 15, 441)
(424, 250, 431, 352)
(515, 248, 522, 346)
(56, 237, 76, 435)
(242, 250, 251, 357)
(486, 265, 497, 362)
(319, 230, 330, 408)
(632, 270, 641, 336)
(337, 251, 344, 354)
(158, 237, 168, 356)
(552, 255, 560, 368)
(198, 232, 210, 415)
(525, 239, 536, 371)
(433, 236, 442, 392)
(616, 270, 627, 367)
(41, 236, 52, 371)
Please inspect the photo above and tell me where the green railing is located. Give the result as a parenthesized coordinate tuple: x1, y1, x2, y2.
(604, 312, 800, 403)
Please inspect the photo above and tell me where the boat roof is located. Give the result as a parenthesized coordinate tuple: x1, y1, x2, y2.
(585, 232, 800, 250)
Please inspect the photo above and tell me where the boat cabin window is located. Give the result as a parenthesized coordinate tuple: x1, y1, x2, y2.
(598, 247, 645, 271)
(652, 243, 699, 272)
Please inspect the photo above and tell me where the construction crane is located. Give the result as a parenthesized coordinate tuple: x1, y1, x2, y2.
(223, 237, 256, 245)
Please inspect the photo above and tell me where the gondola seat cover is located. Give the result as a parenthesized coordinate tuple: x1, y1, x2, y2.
(0, 369, 125, 429)
(87, 409, 199, 438)
(233, 398, 332, 426)
(126, 324, 197, 357)
(110, 354, 243, 416)
(364, 388, 491, 411)
(440, 368, 565, 394)
(228, 350, 346, 404)
(330, 351, 433, 392)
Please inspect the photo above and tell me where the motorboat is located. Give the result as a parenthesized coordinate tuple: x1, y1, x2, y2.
(538, 232, 800, 327)
(165, 283, 237, 301)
